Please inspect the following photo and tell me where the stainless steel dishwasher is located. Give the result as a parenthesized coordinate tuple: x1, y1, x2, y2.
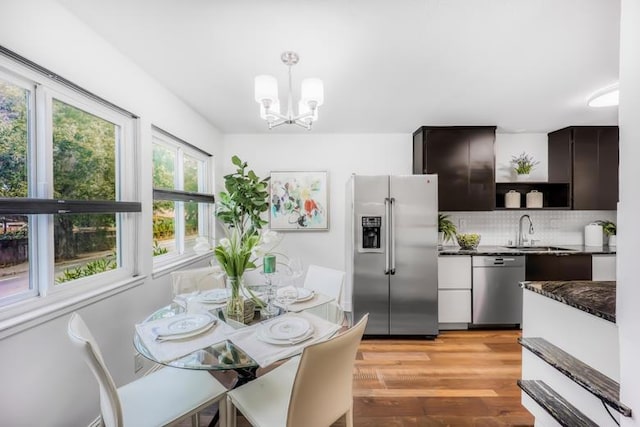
(472, 256, 525, 325)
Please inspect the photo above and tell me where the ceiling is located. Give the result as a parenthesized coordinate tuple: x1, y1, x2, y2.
(59, 0, 620, 134)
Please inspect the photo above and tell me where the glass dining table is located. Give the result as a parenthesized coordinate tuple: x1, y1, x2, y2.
(134, 296, 344, 427)
(133, 294, 342, 378)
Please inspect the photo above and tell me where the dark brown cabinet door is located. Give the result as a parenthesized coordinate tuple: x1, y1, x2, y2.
(548, 128, 572, 183)
(596, 127, 619, 210)
(547, 126, 619, 210)
(414, 126, 495, 211)
(525, 254, 592, 281)
(572, 127, 619, 210)
(573, 128, 599, 210)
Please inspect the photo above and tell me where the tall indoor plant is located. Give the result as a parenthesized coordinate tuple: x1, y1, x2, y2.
(214, 156, 270, 321)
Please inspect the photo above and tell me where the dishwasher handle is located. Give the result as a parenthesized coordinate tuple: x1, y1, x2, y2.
(473, 256, 525, 268)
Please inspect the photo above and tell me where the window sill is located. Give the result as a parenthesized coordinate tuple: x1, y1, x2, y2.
(0, 274, 147, 340)
(152, 252, 214, 280)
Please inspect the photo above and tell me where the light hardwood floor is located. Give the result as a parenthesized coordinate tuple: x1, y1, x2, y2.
(192, 330, 534, 426)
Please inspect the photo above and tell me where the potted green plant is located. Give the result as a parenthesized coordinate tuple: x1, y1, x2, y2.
(214, 156, 274, 322)
(597, 220, 617, 247)
(511, 152, 540, 181)
(438, 214, 457, 246)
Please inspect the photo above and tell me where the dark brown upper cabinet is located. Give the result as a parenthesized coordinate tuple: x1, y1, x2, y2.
(547, 126, 619, 210)
(413, 126, 496, 211)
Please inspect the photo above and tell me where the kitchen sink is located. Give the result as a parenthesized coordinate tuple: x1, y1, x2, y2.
(502, 246, 576, 252)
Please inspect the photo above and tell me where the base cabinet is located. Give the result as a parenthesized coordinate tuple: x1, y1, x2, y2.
(592, 254, 616, 281)
(438, 256, 472, 327)
(438, 290, 471, 323)
(525, 254, 592, 281)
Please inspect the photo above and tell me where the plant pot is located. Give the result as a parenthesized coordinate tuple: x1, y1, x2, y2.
(608, 235, 617, 247)
(516, 173, 530, 182)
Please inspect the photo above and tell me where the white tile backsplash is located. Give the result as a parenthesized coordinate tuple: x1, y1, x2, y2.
(442, 210, 617, 246)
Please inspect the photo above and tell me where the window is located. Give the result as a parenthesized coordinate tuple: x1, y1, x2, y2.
(152, 128, 214, 266)
(0, 54, 139, 309)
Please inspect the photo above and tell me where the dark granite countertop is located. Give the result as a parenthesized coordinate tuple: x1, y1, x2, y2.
(439, 244, 616, 256)
(521, 281, 616, 323)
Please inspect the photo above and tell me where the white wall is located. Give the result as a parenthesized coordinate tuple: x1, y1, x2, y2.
(222, 133, 411, 310)
(0, 1, 221, 425)
(495, 133, 548, 182)
(618, 1, 640, 425)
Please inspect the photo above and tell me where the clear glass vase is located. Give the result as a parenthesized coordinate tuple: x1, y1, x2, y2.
(226, 276, 245, 323)
(225, 275, 255, 324)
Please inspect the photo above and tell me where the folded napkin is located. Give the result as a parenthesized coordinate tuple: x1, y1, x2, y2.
(273, 291, 334, 313)
(226, 311, 341, 368)
(135, 313, 235, 363)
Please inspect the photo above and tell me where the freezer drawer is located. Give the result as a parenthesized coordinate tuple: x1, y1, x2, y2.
(472, 256, 524, 325)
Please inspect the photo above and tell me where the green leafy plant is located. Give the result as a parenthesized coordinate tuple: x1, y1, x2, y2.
(57, 257, 117, 284)
(214, 156, 275, 310)
(456, 233, 481, 250)
(597, 220, 617, 236)
(511, 152, 540, 175)
(152, 240, 168, 257)
(216, 155, 270, 237)
(438, 214, 457, 243)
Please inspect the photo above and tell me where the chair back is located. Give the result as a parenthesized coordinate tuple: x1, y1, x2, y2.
(286, 314, 368, 427)
(303, 265, 345, 302)
(170, 266, 226, 296)
(67, 312, 122, 427)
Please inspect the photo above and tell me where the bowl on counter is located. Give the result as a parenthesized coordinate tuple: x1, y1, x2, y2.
(456, 233, 481, 250)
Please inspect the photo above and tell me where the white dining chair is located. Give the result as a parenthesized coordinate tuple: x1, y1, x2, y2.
(302, 265, 345, 322)
(225, 314, 368, 427)
(171, 265, 226, 297)
(67, 312, 227, 427)
(303, 264, 345, 302)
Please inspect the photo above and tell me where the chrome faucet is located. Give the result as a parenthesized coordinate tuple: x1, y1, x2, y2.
(517, 214, 534, 246)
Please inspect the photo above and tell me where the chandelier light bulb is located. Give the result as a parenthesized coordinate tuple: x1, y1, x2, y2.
(301, 78, 324, 106)
(254, 75, 278, 104)
(298, 100, 318, 123)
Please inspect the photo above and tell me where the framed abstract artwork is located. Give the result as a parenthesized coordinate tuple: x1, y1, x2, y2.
(269, 171, 329, 230)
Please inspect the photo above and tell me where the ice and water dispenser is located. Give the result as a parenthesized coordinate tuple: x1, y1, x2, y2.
(360, 216, 382, 252)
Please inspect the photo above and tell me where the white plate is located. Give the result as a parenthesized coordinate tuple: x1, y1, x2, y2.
(198, 288, 231, 303)
(295, 288, 315, 302)
(262, 316, 311, 340)
(276, 287, 314, 302)
(256, 326, 314, 346)
(155, 321, 216, 341)
(156, 314, 214, 336)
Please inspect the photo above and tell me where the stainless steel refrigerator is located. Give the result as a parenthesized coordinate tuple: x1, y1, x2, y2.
(347, 174, 438, 336)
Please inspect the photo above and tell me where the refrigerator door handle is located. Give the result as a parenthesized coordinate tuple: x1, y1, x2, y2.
(384, 197, 391, 275)
(390, 197, 396, 275)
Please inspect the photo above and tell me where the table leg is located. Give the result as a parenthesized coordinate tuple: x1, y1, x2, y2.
(208, 367, 259, 427)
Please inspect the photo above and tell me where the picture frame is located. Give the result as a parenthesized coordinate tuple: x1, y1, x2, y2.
(269, 171, 329, 231)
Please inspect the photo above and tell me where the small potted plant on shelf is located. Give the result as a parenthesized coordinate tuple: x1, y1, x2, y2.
(597, 220, 617, 247)
(438, 214, 457, 247)
(511, 152, 540, 181)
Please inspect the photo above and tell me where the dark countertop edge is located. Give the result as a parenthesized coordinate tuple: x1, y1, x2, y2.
(520, 281, 616, 324)
(439, 245, 616, 256)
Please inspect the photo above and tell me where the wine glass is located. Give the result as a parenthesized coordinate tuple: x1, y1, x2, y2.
(277, 285, 299, 313)
(287, 257, 304, 286)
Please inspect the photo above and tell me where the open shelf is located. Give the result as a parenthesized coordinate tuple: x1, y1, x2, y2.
(496, 182, 570, 210)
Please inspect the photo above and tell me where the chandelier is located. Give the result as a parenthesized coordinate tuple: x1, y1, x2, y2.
(254, 51, 324, 130)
